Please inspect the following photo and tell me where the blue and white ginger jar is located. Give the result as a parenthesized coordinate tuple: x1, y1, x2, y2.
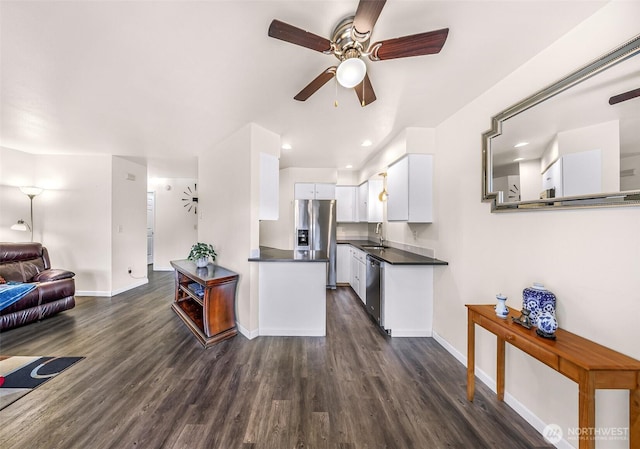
(522, 283, 558, 337)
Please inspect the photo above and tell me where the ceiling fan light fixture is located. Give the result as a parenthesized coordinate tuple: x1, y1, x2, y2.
(336, 57, 366, 88)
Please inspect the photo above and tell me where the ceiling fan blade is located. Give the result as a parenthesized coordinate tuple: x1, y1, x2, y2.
(353, 0, 386, 41)
(268, 19, 332, 53)
(609, 87, 640, 105)
(368, 28, 449, 61)
(354, 73, 376, 107)
(294, 67, 337, 101)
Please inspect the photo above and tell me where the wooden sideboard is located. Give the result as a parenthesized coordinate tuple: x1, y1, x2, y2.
(170, 260, 239, 348)
(466, 304, 640, 449)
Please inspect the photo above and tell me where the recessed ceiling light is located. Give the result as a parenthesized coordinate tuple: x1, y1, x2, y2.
(514, 157, 525, 162)
(345, 164, 353, 169)
(514, 142, 529, 148)
(361, 139, 372, 147)
(281, 143, 292, 150)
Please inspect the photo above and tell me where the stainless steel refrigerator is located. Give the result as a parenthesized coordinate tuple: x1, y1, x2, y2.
(294, 199, 336, 289)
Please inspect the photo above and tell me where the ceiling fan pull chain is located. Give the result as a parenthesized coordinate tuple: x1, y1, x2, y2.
(334, 77, 338, 107)
(362, 80, 365, 106)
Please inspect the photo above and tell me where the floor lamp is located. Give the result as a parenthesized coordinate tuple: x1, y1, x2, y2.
(10, 186, 44, 242)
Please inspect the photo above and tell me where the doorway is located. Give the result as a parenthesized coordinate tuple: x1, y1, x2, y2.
(147, 192, 155, 265)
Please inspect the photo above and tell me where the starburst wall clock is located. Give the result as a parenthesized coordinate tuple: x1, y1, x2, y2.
(182, 183, 198, 214)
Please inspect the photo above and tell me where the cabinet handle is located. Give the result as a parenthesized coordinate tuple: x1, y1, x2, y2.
(505, 334, 515, 341)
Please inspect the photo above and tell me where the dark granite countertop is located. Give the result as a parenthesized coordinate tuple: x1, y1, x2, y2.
(248, 246, 329, 263)
(338, 240, 448, 266)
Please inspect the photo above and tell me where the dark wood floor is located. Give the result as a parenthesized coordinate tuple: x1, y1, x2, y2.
(0, 268, 552, 449)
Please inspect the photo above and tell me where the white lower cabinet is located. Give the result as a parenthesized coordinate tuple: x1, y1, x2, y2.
(381, 263, 434, 337)
(358, 257, 366, 304)
(336, 244, 350, 284)
(350, 247, 366, 303)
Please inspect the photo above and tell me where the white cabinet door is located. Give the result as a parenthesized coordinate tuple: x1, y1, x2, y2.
(294, 183, 317, 200)
(387, 157, 409, 221)
(382, 264, 434, 337)
(349, 247, 367, 303)
(407, 155, 433, 222)
(336, 244, 351, 284)
(350, 249, 359, 295)
(542, 159, 563, 197)
(387, 154, 432, 223)
(357, 183, 368, 222)
(356, 181, 383, 223)
(335, 186, 357, 222)
(367, 179, 383, 223)
(314, 183, 336, 200)
(259, 153, 279, 220)
(294, 183, 336, 200)
(358, 258, 366, 304)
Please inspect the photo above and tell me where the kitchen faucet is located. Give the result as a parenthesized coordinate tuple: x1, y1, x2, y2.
(376, 222, 384, 246)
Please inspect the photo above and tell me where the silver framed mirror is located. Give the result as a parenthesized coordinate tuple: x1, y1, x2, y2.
(482, 34, 640, 211)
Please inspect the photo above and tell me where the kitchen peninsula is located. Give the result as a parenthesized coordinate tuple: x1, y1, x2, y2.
(249, 247, 328, 336)
(338, 240, 448, 337)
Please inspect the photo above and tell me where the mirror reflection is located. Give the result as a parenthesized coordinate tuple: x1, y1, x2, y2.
(488, 36, 640, 207)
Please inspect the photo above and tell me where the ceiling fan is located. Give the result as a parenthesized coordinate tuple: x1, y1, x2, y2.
(268, 0, 449, 107)
(609, 87, 640, 105)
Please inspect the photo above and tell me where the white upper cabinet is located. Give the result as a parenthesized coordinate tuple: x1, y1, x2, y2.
(356, 181, 383, 223)
(367, 180, 383, 223)
(259, 152, 279, 220)
(314, 183, 336, 200)
(335, 186, 357, 222)
(387, 154, 433, 223)
(358, 182, 368, 221)
(294, 183, 335, 200)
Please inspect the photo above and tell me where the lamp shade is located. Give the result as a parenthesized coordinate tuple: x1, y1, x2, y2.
(19, 186, 43, 197)
(10, 220, 29, 232)
(336, 58, 366, 88)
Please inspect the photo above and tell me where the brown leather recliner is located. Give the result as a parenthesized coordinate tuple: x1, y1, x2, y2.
(0, 242, 75, 331)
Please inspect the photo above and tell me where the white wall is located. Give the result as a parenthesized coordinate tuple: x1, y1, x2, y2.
(0, 147, 114, 294)
(556, 120, 620, 193)
(111, 156, 148, 294)
(359, 127, 438, 254)
(520, 159, 542, 201)
(198, 123, 280, 337)
(431, 4, 640, 449)
(620, 154, 640, 191)
(147, 177, 198, 270)
(1, 147, 149, 296)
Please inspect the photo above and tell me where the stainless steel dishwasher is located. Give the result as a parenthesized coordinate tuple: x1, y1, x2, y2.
(365, 255, 381, 325)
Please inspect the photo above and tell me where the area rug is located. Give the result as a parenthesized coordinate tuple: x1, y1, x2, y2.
(0, 356, 83, 410)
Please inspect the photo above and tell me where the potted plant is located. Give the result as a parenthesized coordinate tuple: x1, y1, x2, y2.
(188, 242, 217, 268)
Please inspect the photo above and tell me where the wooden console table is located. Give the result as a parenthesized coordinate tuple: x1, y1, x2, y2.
(170, 260, 239, 348)
(466, 304, 640, 449)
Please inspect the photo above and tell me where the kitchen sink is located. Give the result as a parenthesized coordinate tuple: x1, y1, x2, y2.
(362, 245, 389, 250)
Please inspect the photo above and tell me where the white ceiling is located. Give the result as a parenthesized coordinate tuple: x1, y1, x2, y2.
(0, 1, 608, 171)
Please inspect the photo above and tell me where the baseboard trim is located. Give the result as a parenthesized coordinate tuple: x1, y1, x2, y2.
(258, 328, 325, 337)
(237, 322, 259, 340)
(153, 266, 174, 272)
(76, 278, 149, 298)
(389, 329, 432, 337)
(111, 278, 149, 296)
(432, 330, 571, 449)
(76, 291, 112, 297)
